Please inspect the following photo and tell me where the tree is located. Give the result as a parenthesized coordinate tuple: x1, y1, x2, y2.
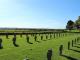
(75, 16, 80, 29)
(66, 20, 74, 30)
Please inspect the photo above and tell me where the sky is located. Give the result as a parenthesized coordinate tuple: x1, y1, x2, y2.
(0, 0, 80, 29)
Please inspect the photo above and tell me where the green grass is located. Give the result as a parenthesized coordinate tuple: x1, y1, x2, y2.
(66, 29, 80, 32)
(0, 33, 80, 60)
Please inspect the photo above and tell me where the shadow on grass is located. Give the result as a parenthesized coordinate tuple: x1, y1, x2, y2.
(73, 46, 80, 48)
(0, 47, 3, 49)
(42, 40, 46, 41)
(13, 44, 19, 47)
(27, 42, 33, 44)
(7, 38, 9, 39)
(69, 48, 80, 53)
(77, 44, 80, 45)
(35, 41, 41, 43)
(48, 38, 51, 40)
(61, 54, 78, 60)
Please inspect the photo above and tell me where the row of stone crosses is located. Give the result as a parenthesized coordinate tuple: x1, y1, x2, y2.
(24, 37, 80, 60)
(43, 37, 80, 60)
(0, 33, 78, 49)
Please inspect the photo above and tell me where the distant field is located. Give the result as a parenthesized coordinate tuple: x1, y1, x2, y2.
(0, 28, 66, 33)
(0, 33, 80, 60)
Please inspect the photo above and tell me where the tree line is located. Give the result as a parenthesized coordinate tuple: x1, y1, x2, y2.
(66, 16, 80, 30)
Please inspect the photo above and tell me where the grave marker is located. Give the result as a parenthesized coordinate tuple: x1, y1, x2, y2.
(0, 38, 3, 49)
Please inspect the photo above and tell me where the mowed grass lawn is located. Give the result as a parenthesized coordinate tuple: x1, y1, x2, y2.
(0, 33, 80, 60)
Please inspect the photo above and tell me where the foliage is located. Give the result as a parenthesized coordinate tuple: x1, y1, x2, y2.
(75, 16, 80, 29)
(66, 16, 80, 30)
(66, 20, 74, 30)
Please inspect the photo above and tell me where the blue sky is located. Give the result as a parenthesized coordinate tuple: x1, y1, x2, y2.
(0, 0, 80, 29)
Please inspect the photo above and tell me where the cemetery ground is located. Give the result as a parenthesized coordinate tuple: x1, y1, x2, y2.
(0, 33, 80, 60)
